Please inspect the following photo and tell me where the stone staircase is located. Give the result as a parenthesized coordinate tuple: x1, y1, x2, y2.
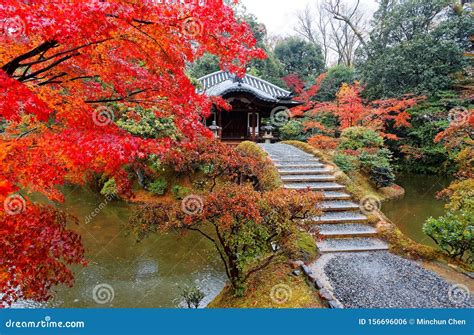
(260, 143, 388, 254)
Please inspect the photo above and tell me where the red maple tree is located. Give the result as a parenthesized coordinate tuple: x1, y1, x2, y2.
(0, 0, 264, 305)
(287, 75, 422, 142)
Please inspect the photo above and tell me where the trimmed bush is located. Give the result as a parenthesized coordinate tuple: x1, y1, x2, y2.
(148, 178, 168, 195)
(336, 127, 395, 188)
(339, 127, 384, 150)
(334, 153, 358, 173)
(279, 120, 306, 141)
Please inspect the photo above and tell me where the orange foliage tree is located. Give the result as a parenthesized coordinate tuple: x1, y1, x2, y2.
(286, 75, 423, 146)
(0, 0, 264, 305)
(130, 184, 321, 293)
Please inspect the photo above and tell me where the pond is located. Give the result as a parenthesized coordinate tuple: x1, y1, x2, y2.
(383, 174, 451, 248)
(13, 187, 226, 308)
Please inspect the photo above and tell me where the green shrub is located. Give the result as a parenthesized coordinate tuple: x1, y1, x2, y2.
(294, 230, 318, 262)
(116, 106, 179, 140)
(279, 120, 306, 141)
(172, 185, 191, 200)
(336, 127, 395, 187)
(100, 178, 118, 198)
(180, 284, 205, 309)
(148, 178, 168, 195)
(369, 166, 396, 188)
(334, 153, 358, 173)
(423, 210, 473, 263)
(359, 148, 395, 187)
(339, 127, 384, 150)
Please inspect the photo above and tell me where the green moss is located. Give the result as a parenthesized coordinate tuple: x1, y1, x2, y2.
(208, 261, 323, 308)
(295, 230, 318, 262)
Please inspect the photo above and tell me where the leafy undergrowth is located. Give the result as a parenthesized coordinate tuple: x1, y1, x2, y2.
(208, 261, 324, 308)
(293, 230, 318, 263)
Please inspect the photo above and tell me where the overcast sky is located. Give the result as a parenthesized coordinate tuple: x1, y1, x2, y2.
(240, 0, 379, 37)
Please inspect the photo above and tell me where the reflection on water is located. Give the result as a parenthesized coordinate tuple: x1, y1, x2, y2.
(383, 174, 451, 248)
(13, 187, 226, 308)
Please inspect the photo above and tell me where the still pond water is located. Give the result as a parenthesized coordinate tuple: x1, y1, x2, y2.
(14, 187, 226, 308)
(383, 174, 451, 248)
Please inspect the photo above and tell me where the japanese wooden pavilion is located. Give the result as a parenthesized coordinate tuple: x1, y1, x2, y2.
(198, 71, 302, 142)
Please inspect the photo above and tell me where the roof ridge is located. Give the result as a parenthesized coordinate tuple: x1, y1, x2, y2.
(197, 70, 228, 81)
(197, 70, 298, 103)
(244, 72, 292, 96)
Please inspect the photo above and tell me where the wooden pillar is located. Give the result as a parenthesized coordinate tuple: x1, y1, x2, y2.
(251, 110, 256, 141)
(217, 109, 222, 139)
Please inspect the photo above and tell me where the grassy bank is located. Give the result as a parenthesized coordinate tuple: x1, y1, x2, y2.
(208, 261, 324, 308)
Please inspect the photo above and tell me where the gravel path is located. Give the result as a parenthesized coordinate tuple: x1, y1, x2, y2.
(323, 252, 473, 308)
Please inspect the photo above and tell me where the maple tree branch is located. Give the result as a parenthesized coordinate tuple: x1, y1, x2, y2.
(19, 38, 114, 68)
(186, 226, 233, 282)
(16, 127, 39, 139)
(243, 253, 280, 282)
(38, 72, 68, 86)
(2, 40, 58, 75)
(128, 22, 172, 61)
(20, 53, 80, 82)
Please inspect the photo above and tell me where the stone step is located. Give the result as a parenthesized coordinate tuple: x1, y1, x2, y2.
(275, 162, 326, 169)
(319, 200, 360, 212)
(273, 159, 321, 165)
(284, 182, 345, 191)
(281, 174, 336, 183)
(315, 223, 378, 238)
(278, 168, 333, 176)
(313, 211, 368, 224)
(321, 191, 352, 201)
(317, 237, 389, 253)
(268, 154, 314, 159)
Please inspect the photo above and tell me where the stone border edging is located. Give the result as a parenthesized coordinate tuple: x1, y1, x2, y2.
(295, 261, 344, 309)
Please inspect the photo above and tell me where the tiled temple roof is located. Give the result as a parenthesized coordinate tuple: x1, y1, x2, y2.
(197, 71, 298, 104)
